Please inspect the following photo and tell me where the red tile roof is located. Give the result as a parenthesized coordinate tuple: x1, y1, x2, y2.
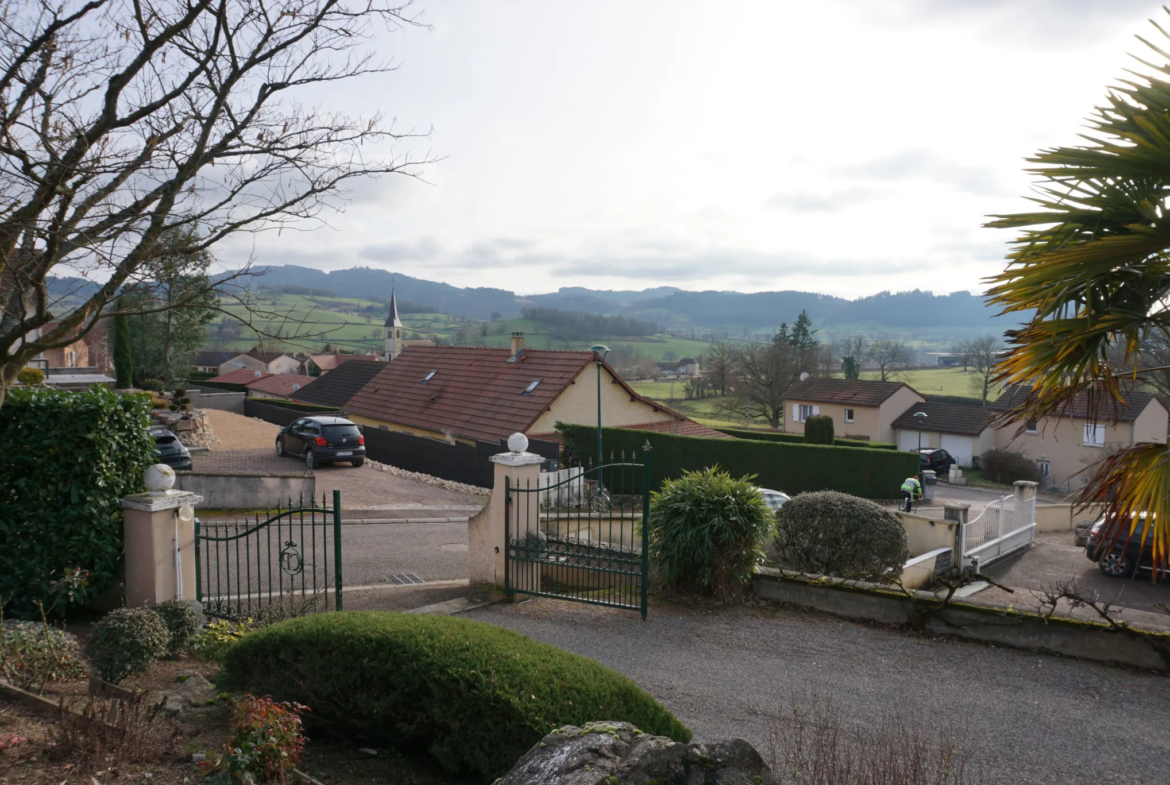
(783, 377, 921, 407)
(207, 368, 272, 385)
(891, 401, 995, 436)
(291, 360, 388, 409)
(991, 384, 1160, 422)
(245, 373, 316, 398)
(345, 346, 671, 443)
(309, 353, 381, 372)
(622, 420, 732, 438)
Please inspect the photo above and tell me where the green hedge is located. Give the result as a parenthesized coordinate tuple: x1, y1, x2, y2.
(714, 425, 896, 450)
(0, 387, 155, 618)
(219, 612, 690, 779)
(559, 423, 917, 499)
(804, 414, 835, 445)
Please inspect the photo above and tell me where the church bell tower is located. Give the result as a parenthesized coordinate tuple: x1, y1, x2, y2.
(384, 290, 403, 360)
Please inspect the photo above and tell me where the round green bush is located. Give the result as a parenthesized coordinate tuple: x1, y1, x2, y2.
(979, 448, 1040, 484)
(1, 620, 89, 689)
(138, 378, 166, 392)
(645, 466, 775, 600)
(153, 599, 204, 655)
(16, 367, 44, 386)
(219, 612, 691, 779)
(85, 608, 170, 684)
(774, 491, 909, 580)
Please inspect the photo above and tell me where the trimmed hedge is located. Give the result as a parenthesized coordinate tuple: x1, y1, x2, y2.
(559, 423, 917, 499)
(713, 426, 896, 450)
(0, 387, 155, 618)
(219, 612, 690, 779)
(804, 415, 835, 445)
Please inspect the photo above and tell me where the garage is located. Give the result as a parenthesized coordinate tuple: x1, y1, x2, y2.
(940, 433, 975, 466)
(892, 401, 995, 468)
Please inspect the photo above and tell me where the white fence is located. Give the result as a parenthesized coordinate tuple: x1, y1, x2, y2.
(960, 493, 1036, 570)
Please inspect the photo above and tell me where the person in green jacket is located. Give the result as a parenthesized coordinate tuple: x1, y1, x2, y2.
(900, 476, 922, 512)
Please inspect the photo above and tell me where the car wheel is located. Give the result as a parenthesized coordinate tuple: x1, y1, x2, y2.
(276, 437, 286, 457)
(351, 458, 365, 468)
(1098, 550, 1135, 578)
(305, 450, 315, 470)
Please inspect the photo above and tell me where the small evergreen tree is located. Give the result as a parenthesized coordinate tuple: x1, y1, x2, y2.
(804, 414, 835, 445)
(113, 304, 133, 388)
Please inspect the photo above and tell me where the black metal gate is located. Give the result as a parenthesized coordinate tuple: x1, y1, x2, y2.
(504, 453, 651, 619)
(195, 491, 343, 620)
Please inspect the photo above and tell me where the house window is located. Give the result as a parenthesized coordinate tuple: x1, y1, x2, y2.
(800, 405, 815, 422)
(844, 408, 855, 423)
(522, 379, 542, 395)
(1025, 419, 1038, 434)
(1037, 460, 1051, 477)
(1083, 423, 1106, 447)
(422, 370, 437, 383)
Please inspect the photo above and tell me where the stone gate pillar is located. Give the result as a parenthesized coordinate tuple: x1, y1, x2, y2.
(468, 434, 545, 592)
(121, 464, 203, 607)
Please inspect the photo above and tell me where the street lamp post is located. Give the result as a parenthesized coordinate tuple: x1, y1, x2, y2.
(914, 411, 928, 463)
(589, 344, 610, 472)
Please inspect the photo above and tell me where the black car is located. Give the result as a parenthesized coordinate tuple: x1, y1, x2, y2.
(1084, 515, 1165, 578)
(276, 416, 366, 469)
(918, 448, 955, 477)
(151, 426, 192, 471)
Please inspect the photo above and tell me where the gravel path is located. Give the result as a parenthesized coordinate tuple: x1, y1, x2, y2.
(203, 408, 279, 451)
(468, 599, 1170, 785)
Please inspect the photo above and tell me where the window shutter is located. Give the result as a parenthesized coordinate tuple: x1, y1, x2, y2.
(793, 404, 800, 422)
(812, 406, 820, 415)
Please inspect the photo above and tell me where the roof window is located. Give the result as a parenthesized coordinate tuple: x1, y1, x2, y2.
(422, 370, 437, 383)
(522, 379, 542, 395)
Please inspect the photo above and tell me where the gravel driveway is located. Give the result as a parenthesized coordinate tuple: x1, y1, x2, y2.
(469, 599, 1170, 785)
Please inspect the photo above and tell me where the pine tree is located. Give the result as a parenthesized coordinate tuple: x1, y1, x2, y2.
(113, 303, 133, 388)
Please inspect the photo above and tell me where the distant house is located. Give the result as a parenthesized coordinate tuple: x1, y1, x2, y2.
(244, 373, 316, 401)
(343, 333, 720, 446)
(891, 401, 995, 467)
(192, 350, 239, 374)
(219, 349, 304, 376)
(782, 378, 925, 443)
(306, 353, 381, 376)
(676, 357, 700, 377)
(32, 319, 112, 374)
(205, 368, 272, 388)
(291, 360, 387, 409)
(990, 385, 1169, 490)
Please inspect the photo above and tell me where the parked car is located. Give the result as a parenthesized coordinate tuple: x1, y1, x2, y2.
(150, 425, 192, 471)
(276, 415, 366, 469)
(759, 488, 791, 514)
(918, 448, 955, 477)
(1084, 514, 1165, 578)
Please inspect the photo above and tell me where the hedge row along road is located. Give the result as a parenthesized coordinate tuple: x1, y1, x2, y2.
(558, 423, 919, 499)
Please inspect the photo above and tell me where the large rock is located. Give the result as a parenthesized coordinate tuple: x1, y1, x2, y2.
(158, 671, 216, 715)
(497, 722, 775, 785)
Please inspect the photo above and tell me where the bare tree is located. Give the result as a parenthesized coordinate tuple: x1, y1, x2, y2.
(730, 341, 799, 429)
(966, 335, 1001, 404)
(866, 339, 911, 382)
(838, 336, 864, 380)
(0, 0, 431, 407)
(949, 340, 973, 371)
(705, 341, 736, 396)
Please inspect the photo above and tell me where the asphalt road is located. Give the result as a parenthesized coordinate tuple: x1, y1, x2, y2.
(469, 598, 1170, 785)
(340, 521, 469, 586)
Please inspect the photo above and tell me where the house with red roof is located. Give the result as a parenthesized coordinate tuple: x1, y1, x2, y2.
(244, 373, 316, 401)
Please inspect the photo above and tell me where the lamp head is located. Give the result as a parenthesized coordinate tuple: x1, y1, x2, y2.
(590, 344, 610, 361)
(913, 411, 928, 420)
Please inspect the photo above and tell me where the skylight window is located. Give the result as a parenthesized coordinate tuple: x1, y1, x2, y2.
(522, 379, 542, 395)
(422, 370, 437, 383)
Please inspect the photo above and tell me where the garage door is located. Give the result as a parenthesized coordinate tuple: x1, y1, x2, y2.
(898, 430, 921, 452)
(940, 434, 973, 467)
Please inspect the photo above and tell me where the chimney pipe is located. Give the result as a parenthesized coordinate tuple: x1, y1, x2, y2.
(510, 332, 524, 356)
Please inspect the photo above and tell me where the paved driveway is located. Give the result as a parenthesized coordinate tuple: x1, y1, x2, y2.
(469, 599, 1170, 785)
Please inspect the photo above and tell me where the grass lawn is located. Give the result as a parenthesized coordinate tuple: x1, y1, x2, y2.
(860, 367, 998, 400)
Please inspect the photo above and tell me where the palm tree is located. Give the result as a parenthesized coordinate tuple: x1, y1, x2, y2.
(986, 11, 1170, 570)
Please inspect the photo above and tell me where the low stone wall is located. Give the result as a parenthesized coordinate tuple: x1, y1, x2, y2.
(174, 471, 315, 509)
(754, 568, 1168, 671)
(1034, 502, 1106, 533)
(187, 387, 245, 414)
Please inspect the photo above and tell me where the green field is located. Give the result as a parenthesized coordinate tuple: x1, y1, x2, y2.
(860, 367, 999, 400)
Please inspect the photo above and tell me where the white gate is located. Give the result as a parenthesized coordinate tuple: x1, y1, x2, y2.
(959, 494, 1036, 570)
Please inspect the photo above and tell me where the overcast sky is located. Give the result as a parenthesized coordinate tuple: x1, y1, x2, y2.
(218, 0, 1168, 298)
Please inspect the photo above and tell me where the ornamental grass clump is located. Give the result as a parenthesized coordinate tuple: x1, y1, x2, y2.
(85, 608, 169, 684)
(645, 466, 775, 601)
(774, 491, 909, 580)
(218, 612, 690, 779)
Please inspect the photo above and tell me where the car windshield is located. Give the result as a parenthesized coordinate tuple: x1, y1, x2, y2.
(323, 424, 360, 438)
(154, 433, 176, 445)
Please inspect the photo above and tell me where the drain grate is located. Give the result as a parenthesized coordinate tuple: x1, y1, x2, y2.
(386, 572, 425, 586)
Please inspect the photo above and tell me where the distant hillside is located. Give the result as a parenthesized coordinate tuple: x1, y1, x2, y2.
(48, 264, 1022, 335)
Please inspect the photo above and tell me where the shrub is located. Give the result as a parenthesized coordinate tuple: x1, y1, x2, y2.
(1, 620, 89, 690)
(52, 692, 174, 765)
(557, 423, 918, 499)
(803, 415, 835, 445)
(0, 386, 155, 618)
(219, 612, 691, 779)
(169, 387, 191, 412)
(16, 367, 44, 386)
(774, 491, 909, 580)
(153, 599, 203, 656)
(191, 618, 255, 662)
(85, 608, 170, 684)
(202, 695, 307, 784)
(646, 467, 775, 600)
(979, 449, 1040, 484)
(138, 378, 166, 392)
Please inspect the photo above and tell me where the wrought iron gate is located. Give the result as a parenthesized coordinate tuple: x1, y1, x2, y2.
(505, 452, 651, 619)
(195, 490, 343, 620)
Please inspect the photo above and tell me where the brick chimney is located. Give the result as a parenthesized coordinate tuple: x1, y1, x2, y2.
(510, 332, 525, 357)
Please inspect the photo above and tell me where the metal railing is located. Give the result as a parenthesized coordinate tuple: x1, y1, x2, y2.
(960, 493, 1037, 568)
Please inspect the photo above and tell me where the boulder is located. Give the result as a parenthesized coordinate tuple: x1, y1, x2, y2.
(158, 671, 216, 715)
(497, 722, 775, 785)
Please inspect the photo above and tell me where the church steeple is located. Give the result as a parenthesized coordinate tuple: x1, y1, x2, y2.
(384, 289, 404, 360)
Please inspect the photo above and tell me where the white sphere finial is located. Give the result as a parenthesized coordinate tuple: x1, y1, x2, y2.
(144, 463, 176, 496)
(507, 432, 529, 453)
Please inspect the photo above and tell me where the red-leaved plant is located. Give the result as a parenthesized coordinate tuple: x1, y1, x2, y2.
(202, 695, 308, 783)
